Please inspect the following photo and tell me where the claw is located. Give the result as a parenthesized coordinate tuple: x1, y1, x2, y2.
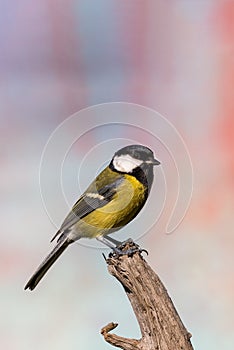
(102, 253, 107, 261)
(139, 248, 148, 256)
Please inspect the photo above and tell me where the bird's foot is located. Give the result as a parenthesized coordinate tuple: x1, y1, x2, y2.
(109, 239, 148, 258)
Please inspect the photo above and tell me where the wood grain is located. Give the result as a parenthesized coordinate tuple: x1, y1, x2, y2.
(101, 242, 194, 350)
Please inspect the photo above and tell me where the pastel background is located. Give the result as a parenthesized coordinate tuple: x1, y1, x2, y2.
(1, 1, 233, 349)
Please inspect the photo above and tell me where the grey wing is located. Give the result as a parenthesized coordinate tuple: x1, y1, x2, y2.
(51, 178, 123, 242)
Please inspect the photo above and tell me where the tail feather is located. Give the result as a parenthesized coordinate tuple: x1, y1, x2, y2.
(24, 238, 71, 291)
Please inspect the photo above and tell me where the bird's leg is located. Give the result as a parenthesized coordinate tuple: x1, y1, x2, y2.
(96, 236, 142, 257)
(104, 235, 122, 246)
(96, 236, 124, 255)
(105, 235, 134, 248)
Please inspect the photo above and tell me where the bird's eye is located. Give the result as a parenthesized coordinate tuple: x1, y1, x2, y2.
(135, 152, 142, 159)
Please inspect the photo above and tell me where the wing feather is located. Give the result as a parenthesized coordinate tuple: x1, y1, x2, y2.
(51, 177, 123, 241)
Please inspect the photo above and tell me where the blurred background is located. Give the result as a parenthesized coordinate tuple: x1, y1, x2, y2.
(1, 1, 234, 349)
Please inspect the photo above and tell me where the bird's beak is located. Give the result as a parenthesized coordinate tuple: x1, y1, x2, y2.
(152, 159, 161, 165)
(146, 158, 161, 166)
(152, 158, 161, 166)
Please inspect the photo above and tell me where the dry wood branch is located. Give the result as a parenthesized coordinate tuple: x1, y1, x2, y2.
(101, 242, 194, 350)
(101, 322, 140, 349)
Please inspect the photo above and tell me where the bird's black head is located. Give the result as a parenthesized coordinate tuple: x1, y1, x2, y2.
(109, 144, 160, 194)
(110, 144, 160, 174)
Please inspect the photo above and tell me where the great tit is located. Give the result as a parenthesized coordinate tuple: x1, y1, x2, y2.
(25, 144, 160, 290)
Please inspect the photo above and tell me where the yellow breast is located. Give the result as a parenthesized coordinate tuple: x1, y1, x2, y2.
(75, 174, 146, 238)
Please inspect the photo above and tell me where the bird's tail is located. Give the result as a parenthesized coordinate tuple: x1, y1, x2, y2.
(24, 237, 71, 291)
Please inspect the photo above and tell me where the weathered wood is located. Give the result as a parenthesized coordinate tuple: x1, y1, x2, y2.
(101, 242, 194, 350)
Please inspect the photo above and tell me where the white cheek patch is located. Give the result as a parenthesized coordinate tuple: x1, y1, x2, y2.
(113, 154, 143, 172)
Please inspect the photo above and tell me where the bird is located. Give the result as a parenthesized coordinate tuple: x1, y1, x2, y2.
(24, 144, 160, 290)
